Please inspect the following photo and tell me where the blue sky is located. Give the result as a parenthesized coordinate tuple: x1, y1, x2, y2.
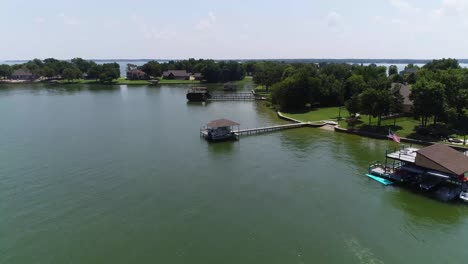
(1, 0, 468, 60)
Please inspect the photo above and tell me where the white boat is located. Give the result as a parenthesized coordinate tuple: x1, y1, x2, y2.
(459, 191, 468, 202)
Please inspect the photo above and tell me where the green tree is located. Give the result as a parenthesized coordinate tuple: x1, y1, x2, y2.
(71, 58, 93, 74)
(360, 88, 391, 126)
(271, 69, 313, 110)
(423, 58, 460, 71)
(140, 60, 162, 78)
(345, 95, 361, 116)
(0, 64, 12, 78)
(87, 65, 102, 80)
(388, 65, 398, 76)
(410, 79, 447, 127)
(98, 63, 120, 82)
(253, 62, 286, 91)
(390, 84, 405, 128)
(345, 74, 367, 99)
(62, 67, 82, 81)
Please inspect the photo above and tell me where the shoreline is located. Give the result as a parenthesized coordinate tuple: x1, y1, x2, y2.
(0, 79, 202, 86)
(277, 111, 468, 152)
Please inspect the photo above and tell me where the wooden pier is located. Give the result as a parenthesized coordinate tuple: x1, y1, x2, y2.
(207, 92, 261, 101)
(233, 122, 307, 136)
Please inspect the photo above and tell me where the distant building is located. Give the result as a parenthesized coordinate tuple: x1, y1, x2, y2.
(11, 68, 35, 80)
(162, 70, 191, 80)
(192, 73, 204, 81)
(399, 68, 417, 75)
(392, 83, 413, 113)
(126, 69, 147, 80)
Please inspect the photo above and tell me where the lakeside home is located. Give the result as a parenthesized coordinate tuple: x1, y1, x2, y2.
(369, 144, 468, 202)
(392, 83, 413, 113)
(162, 70, 191, 80)
(11, 68, 35, 80)
(126, 69, 147, 80)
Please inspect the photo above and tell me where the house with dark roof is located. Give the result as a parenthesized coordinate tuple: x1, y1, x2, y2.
(392, 83, 413, 113)
(11, 68, 35, 80)
(192, 73, 204, 81)
(126, 69, 147, 80)
(162, 70, 191, 80)
(415, 144, 468, 178)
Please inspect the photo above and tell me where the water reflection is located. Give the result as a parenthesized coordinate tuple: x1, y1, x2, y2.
(206, 140, 237, 158)
(389, 190, 466, 226)
(186, 101, 209, 107)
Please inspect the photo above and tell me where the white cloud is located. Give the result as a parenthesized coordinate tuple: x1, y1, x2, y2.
(57, 13, 80, 26)
(326, 11, 341, 28)
(390, 0, 421, 15)
(196, 12, 216, 31)
(433, 0, 468, 17)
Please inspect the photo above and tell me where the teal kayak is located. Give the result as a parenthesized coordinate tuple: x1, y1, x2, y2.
(366, 174, 393, 185)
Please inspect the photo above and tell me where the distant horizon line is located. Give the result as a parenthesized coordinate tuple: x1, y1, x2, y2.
(2, 58, 468, 63)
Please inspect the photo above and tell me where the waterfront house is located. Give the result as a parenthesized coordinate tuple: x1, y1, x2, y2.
(162, 70, 191, 80)
(392, 83, 413, 113)
(126, 69, 147, 80)
(192, 73, 204, 81)
(399, 68, 418, 75)
(11, 68, 35, 80)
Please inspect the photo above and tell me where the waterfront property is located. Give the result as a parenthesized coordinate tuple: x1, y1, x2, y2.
(392, 83, 413, 113)
(162, 70, 191, 80)
(11, 68, 35, 80)
(201, 119, 240, 141)
(126, 69, 147, 80)
(192, 73, 204, 80)
(369, 144, 468, 202)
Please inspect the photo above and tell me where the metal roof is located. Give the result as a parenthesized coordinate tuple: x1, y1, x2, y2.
(206, 119, 240, 128)
(416, 144, 468, 175)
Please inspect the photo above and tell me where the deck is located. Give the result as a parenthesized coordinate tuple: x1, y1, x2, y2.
(386, 147, 419, 163)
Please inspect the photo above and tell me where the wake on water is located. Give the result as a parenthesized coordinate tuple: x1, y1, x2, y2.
(344, 236, 385, 264)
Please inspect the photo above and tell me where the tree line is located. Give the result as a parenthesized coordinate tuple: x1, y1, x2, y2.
(0, 58, 120, 83)
(246, 58, 468, 136)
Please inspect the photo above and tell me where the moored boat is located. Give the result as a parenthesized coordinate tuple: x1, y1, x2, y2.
(186, 87, 211, 101)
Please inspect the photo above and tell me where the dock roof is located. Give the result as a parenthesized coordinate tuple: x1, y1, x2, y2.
(207, 119, 240, 128)
(416, 144, 468, 175)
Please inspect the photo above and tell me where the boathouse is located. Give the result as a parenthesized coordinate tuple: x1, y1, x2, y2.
(201, 119, 240, 141)
(369, 144, 468, 201)
(415, 144, 468, 178)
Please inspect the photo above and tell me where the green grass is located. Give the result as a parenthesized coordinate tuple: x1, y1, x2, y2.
(232, 76, 254, 86)
(283, 107, 346, 123)
(283, 107, 421, 138)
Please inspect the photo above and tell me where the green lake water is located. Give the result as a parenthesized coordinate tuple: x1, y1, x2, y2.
(1, 84, 468, 263)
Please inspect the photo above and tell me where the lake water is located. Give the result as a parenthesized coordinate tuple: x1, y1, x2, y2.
(1, 84, 468, 263)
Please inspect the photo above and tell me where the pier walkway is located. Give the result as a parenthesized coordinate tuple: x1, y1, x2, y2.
(234, 122, 307, 136)
(207, 92, 265, 101)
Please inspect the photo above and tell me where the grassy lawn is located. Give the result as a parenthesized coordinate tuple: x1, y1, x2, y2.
(232, 76, 254, 86)
(283, 107, 347, 124)
(283, 107, 422, 138)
